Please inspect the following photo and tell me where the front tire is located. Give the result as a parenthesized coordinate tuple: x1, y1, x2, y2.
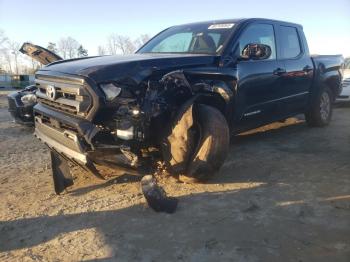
(305, 86, 333, 127)
(162, 103, 230, 183)
(180, 104, 230, 183)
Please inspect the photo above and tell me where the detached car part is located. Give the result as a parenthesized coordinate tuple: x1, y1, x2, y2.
(141, 175, 178, 213)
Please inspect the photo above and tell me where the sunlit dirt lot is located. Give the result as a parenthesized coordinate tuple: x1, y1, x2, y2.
(0, 90, 349, 261)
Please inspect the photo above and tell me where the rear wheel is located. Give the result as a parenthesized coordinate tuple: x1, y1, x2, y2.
(162, 103, 230, 183)
(305, 86, 333, 127)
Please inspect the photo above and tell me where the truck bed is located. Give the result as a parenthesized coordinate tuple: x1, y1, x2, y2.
(311, 54, 344, 97)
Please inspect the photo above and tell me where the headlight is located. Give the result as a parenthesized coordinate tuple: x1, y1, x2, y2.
(21, 94, 37, 105)
(116, 126, 134, 140)
(100, 83, 122, 101)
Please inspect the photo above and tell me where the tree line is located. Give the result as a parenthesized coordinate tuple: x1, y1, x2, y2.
(0, 28, 150, 75)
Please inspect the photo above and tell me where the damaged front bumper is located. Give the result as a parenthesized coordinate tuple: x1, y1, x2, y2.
(34, 103, 99, 164)
(35, 116, 88, 164)
(33, 103, 149, 171)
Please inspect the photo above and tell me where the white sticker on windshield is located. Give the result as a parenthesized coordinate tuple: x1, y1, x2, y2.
(208, 23, 235, 29)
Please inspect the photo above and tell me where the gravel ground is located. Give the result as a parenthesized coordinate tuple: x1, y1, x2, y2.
(0, 91, 349, 262)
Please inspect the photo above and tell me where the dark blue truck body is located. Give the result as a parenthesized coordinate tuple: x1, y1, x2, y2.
(10, 18, 344, 191)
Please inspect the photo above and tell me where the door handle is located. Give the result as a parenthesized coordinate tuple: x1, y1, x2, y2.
(303, 65, 313, 73)
(273, 68, 286, 76)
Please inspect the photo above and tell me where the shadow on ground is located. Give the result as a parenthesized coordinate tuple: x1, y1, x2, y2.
(1, 184, 349, 261)
(1, 106, 350, 261)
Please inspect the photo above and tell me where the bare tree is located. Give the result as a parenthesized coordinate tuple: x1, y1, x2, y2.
(7, 41, 21, 74)
(0, 29, 9, 73)
(0, 29, 8, 47)
(107, 34, 118, 55)
(107, 34, 136, 55)
(134, 34, 150, 49)
(29, 57, 41, 73)
(57, 37, 80, 59)
(0, 49, 12, 73)
(97, 45, 107, 56)
(47, 42, 58, 54)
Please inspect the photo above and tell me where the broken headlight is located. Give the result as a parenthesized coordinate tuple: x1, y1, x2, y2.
(100, 83, 122, 101)
(21, 93, 37, 105)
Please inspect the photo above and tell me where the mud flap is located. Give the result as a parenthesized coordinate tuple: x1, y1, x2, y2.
(50, 150, 74, 195)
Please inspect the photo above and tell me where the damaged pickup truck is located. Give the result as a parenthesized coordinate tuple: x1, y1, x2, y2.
(28, 18, 344, 194)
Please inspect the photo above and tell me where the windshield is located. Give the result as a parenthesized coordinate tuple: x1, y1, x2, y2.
(138, 23, 235, 55)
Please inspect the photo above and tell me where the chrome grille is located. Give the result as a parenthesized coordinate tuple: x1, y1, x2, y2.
(35, 74, 92, 117)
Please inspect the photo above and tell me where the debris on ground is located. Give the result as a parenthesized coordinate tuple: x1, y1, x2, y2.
(140, 175, 178, 213)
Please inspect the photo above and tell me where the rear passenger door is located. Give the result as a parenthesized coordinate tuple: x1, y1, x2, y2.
(277, 25, 314, 114)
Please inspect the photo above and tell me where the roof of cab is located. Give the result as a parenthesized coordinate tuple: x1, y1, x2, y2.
(176, 18, 303, 29)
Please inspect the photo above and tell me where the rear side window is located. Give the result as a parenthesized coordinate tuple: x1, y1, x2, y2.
(279, 26, 302, 59)
(238, 23, 276, 60)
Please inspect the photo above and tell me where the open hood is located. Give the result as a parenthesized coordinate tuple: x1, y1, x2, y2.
(20, 42, 62, 65)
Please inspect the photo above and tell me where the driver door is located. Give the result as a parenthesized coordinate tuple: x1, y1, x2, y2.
(234, 23, 285, 128)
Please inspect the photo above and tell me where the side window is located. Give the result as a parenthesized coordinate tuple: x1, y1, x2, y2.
(279, 26, 302, 59)
(238, 23, 276, 60)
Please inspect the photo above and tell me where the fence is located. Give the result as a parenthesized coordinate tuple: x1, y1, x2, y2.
(0, 74, 35, 89)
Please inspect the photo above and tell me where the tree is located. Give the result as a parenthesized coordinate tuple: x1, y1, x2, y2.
(0, 29, 8, 47)
(77, 45, 88, 57)
(7, 41, 21, 74)
(107, 34, 136, 55)
(47, 42, 58, 54)
(0, 49, 12, 73)
(57, 37, 80, 59)
(97, 45, 107, 56)
(28, 57, 41, 73)
(0, 29, 9, 73)
(134, 34, 150, 49)
(0, 67, 7, 74)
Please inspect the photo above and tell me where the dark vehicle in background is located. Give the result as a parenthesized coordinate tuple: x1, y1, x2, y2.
(7, 85, 37, 125)
(7, 43, 62, 125)
(25, 18, 343, 193)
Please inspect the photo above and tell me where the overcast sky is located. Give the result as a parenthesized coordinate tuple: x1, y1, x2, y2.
(0, 0, 349, 57)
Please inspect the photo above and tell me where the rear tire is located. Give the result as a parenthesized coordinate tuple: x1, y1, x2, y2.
(305, 86, 333, 127)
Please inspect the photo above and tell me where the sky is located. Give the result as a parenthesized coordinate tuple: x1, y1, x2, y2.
(0, 0, 350, 57)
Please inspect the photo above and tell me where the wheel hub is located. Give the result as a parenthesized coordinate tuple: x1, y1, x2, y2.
(320, 91, 330, 121)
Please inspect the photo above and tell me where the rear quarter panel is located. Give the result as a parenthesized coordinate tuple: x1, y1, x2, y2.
(311, 55, 344, 98)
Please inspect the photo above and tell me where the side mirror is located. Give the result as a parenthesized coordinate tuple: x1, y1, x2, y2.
(241, 43, 272, 60)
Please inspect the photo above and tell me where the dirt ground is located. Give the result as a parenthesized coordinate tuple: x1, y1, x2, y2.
(0, 90, 349, 262)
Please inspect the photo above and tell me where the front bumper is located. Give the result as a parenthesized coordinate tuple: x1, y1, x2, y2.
(34, 103, 99, 164)
(34, 116, 88, 163)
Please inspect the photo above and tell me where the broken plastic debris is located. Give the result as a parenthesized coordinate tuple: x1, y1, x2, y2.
(141, 175, 178, 214)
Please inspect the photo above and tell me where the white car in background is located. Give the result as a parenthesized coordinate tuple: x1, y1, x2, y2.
(338, 58, 350, 101)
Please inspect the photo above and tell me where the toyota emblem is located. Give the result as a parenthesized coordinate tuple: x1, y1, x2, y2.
(46, 85, 57, 100)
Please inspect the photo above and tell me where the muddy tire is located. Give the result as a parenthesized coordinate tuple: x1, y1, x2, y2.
(305, 86, 333, 127)
(162, 103, 230, 183)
